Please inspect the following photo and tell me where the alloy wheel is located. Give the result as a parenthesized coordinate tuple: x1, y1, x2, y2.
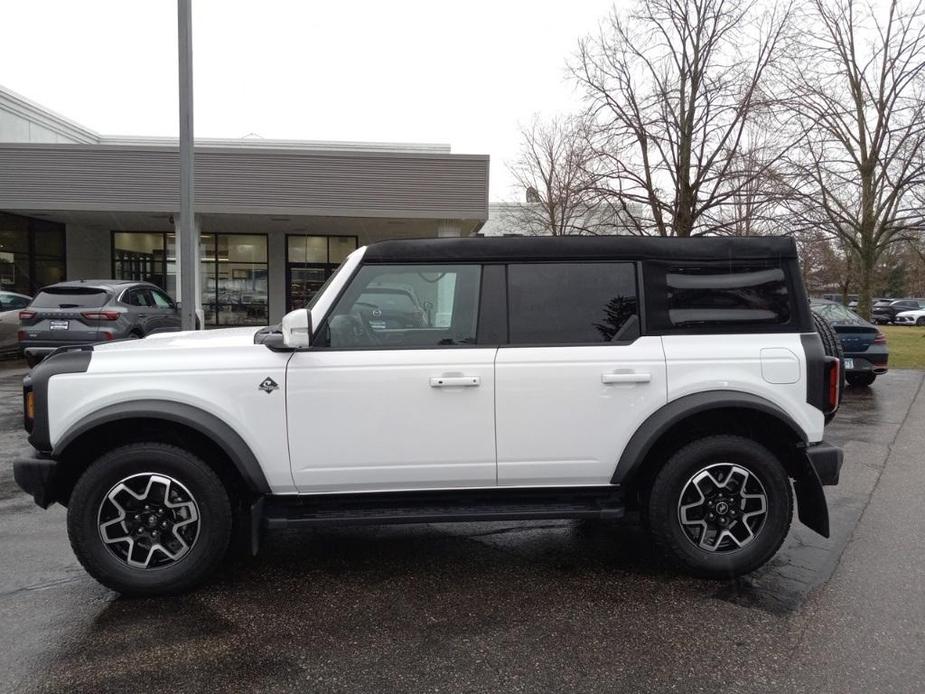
(97, 473, 200, 569)
(677, 463, 768, 553)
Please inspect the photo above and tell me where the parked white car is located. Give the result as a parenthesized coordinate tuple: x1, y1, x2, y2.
(14, 237, 844, 595)
(894, 308, 925, 326)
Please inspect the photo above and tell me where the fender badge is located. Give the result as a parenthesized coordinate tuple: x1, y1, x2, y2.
(258, 377, 279, 394)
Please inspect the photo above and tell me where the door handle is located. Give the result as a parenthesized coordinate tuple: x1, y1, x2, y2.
(602, 372, 651, 384)
(430, 376, 480, 387)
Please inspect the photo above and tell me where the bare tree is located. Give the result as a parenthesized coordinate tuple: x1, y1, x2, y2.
(785, 0, 925, 317)
(505, 115, 603, 235)
(571, 0, 793, 237)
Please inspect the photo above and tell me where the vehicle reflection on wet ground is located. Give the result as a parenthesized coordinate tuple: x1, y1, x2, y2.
(1, 368, 923, 693)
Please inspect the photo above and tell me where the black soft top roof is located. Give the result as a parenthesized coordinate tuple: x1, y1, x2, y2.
(362, 235, 798, 264)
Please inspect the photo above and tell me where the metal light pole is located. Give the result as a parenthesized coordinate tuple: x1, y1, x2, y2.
(177, 0, 198, 330)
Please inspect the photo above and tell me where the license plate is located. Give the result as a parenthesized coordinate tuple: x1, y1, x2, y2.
(49, 320, 69, 331)
(843, 358, 854, 369)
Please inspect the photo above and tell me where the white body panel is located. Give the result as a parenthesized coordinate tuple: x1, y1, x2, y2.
(39, 245, 828, 500)
(495, 338, 668, 486)
(286, 348, 497, 492)
(661, 333, 825, 443)
(46, 327, 298, 493)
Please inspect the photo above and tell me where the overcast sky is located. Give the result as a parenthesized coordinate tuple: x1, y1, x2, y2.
(0, 0, 616, 201)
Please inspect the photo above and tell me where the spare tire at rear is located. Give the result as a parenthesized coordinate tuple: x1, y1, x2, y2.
(812, 311, 845, 420)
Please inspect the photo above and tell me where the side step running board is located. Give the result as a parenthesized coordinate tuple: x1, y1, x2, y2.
(260, 487, 625, 531)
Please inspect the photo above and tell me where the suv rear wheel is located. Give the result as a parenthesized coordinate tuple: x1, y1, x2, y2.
(647, 435, 792, 578)
(67, 442, 232, 596)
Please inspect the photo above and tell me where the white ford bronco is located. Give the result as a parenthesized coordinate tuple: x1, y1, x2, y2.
(15, 236, 843, 595)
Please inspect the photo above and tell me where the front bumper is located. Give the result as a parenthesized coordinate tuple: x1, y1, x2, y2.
(805, 441, 842, 486)
(13, 450, 59, 508)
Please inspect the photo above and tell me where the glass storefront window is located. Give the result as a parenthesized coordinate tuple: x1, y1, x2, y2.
(286, 235, 358, 311)
(287, 236, 328, 264)
(115, 231, 268, 327)
(113, 232, 167, 289)
(0, 212, 66, 296)
(329, 236, 357, 264)
(201, 233, 269, 327)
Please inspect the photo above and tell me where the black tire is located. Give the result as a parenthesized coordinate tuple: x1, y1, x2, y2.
(647, 435, 793, 579)
(916, 317, 925, 327)
(845, 371, 876, 387)
(67, 442, 232, 596)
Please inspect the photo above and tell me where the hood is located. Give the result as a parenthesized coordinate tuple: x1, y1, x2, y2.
(92, 326, 262, 353)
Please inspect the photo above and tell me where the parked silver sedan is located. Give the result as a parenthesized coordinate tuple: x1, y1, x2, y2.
(0, 291, 32, 357)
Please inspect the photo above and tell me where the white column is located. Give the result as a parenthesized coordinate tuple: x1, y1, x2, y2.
(174, 214, 203, 327)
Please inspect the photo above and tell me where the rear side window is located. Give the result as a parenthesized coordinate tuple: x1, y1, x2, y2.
(31, 287, 109, 309)
(124, 288, 151, 307)
(666, 265, 789, 328)
(507, 263, 639, 345)
(149, 289, 175, 308)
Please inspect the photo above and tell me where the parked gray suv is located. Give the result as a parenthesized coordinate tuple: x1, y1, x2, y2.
(18, 280, 181, 366)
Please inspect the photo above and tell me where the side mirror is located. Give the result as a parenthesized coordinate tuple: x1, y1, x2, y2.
(281, 309, 313, 349)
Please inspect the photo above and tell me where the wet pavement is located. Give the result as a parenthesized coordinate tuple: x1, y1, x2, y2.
(1, 366, 924, 693)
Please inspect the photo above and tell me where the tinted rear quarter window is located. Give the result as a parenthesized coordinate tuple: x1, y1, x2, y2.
(507, 263, 639, 345)
(666, 265, 790, 328)
(31, 287, 110, 309)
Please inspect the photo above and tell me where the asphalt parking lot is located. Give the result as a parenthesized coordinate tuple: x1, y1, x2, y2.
(1, 365, 924, 693)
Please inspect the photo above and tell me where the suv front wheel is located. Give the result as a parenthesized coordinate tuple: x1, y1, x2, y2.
(647, 436, 792, 578)
(67, 442, 232, 596)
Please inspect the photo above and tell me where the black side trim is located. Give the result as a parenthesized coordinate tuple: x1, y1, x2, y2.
(53, 400, 271, 494)
(801, 332, 826, 412)
(27, 347, 93, 451)
(611, 390, 808, 485)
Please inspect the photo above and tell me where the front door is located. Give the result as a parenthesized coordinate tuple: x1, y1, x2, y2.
(494, 262, 667, 486)
(287, 262, 497, 493)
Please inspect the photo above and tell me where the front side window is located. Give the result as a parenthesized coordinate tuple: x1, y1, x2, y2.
(667, 265, 790, 328)
(507, 262, 639, 345)
(321, 264, 481, 348)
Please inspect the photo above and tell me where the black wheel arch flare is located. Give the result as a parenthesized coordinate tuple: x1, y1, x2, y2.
(613, 390, 831, 538)
(52, 400, 272, 495)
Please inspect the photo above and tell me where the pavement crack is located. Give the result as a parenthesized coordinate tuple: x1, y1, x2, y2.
(0, 574, 85, 599)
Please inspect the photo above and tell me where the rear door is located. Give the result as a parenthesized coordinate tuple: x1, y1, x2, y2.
(495, 262, 667, 487)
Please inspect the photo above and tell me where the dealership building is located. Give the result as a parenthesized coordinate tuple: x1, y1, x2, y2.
(0, 85, 489, 325)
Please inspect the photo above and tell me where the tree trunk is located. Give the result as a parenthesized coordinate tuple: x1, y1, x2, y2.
(857, 250, 876, 321)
